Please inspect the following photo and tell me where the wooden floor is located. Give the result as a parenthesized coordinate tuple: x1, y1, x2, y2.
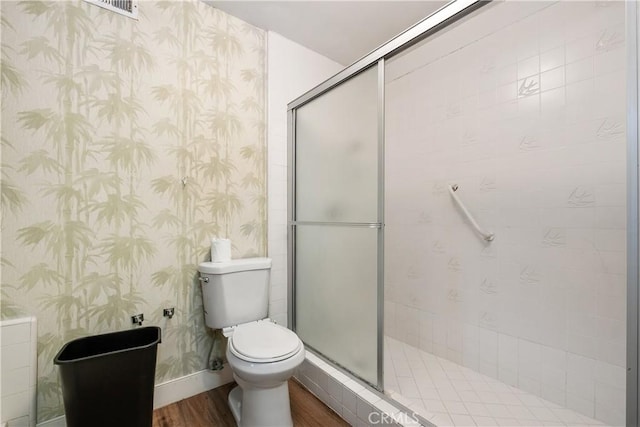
(152, 379, 349, 427)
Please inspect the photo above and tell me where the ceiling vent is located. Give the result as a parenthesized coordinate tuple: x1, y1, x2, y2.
(84, 0, 138, 20)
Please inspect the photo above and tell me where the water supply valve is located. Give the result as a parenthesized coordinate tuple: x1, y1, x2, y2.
(131, 313, 144, 326)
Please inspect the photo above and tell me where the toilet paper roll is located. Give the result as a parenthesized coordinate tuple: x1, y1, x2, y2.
(211, 238, 231, 263)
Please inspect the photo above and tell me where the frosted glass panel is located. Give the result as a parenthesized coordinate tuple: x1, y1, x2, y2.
(296, 66, 378, 223)
(295, 225, 378, 385)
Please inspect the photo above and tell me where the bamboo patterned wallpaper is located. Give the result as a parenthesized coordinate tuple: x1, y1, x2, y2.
(1, 1, 266, 421)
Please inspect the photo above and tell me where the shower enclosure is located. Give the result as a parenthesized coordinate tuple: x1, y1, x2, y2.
(289, 1, 638, 425)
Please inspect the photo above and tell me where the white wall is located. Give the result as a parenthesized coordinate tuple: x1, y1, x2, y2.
(384, 1, 626, 424)
(266, 32, 343, 326)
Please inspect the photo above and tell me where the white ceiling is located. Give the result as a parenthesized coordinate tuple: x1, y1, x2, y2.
(207, 1, 447, 65)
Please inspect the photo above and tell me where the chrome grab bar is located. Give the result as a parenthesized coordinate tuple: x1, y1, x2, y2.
(448, 184, 495, 242)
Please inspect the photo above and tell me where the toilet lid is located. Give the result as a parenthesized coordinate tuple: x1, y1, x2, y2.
(229, 322, 301, 363)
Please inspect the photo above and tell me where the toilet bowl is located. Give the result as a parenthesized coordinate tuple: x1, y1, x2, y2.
(224, 320, 305, 427)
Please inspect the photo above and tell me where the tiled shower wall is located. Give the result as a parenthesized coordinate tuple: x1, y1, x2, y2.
(384, 1, 626, 424)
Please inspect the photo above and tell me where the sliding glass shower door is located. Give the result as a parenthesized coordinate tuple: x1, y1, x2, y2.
(291, 64, 382, 387)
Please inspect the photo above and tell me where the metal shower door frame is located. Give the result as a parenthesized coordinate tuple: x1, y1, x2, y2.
(627, 1, 639, 425)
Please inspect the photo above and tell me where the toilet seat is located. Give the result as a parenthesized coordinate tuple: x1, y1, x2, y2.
(228, 321, 302, 363)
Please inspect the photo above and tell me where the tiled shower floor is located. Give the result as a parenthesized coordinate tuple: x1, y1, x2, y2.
(384, 337, 606, 427)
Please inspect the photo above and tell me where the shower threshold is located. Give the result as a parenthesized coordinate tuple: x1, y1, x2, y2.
(384, 337, 607, 426)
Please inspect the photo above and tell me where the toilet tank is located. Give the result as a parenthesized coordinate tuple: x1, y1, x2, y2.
(198, 258, 271, 329)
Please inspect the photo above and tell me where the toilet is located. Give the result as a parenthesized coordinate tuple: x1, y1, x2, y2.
(198, 258, 305, 427)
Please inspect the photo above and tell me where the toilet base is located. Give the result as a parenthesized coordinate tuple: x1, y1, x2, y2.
(228, 380, 293, 427)
(228, 386, 242, 424)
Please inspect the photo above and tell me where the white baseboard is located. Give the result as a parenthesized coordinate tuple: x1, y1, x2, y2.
(35, 417, 65, 427)
(153, 365, 234, 409)
(36, 366, 234, 427)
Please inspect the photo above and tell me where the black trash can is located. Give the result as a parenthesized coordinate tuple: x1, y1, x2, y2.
(54, 326, 161, 427)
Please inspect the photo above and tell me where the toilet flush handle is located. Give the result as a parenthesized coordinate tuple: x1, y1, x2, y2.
(198, 276, 209, 283)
